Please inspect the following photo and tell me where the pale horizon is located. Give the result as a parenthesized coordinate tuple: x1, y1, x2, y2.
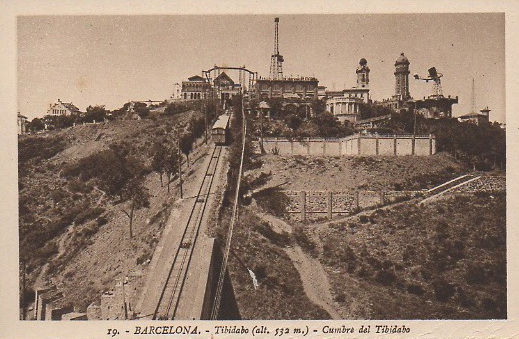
(18, 14, 505, 122)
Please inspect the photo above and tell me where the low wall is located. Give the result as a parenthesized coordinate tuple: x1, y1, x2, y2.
(284, 190, 422, 222)
(450, 176, 506, 193)
(260, 134, 436, 156)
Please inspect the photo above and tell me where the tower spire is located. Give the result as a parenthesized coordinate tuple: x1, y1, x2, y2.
(269, 18, 284, 80)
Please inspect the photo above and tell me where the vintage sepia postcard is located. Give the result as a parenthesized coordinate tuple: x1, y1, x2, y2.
(1, 0, 518, 338)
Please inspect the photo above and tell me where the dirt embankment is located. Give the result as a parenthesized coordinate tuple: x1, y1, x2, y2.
(256, 152, 465, 191)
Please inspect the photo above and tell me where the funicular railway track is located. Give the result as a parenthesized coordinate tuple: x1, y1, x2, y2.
(153, 145, 223, 320)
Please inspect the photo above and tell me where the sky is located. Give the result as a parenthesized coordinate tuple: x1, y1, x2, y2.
(17, 14, 505, 122)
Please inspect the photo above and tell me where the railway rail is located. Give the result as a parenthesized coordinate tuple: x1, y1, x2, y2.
(153, 145, 223, 320)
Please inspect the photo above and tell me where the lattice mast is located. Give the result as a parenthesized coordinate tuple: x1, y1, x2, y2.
(269, 18, 284, 80)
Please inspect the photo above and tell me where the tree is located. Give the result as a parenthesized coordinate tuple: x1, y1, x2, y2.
(43, 115, 74, 130)
(84, 105, 108, 123)
(151, 141, 167, 187)
(311, 98, 327, 116)
(163, 146, 180, 193)
(313, 112, 352, 137)
(121, 179, 150, 238)
(190, 117, 206, 140)
(179, 133, 194, 167)
(359, 103, 394, 120)
(27, 118, 45, 132)
(133, 102, 150, 118)
(285, 114, 303, 130)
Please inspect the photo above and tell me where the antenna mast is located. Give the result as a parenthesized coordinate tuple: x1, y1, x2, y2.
(269, 18, 284, 80)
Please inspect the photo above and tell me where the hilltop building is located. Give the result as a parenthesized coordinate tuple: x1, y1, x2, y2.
(458, 107, 491, 125)
(47, 99, 82, 116)
(213, 72, 242, 101)
(255, 77, 319, 100)
(379, 53, 412, 112)
(181, 75, 211, 100)
(18, 112, 28, 135)
(256, 18, 319, 100)
(411, 95, 459, 119)
(169, 83, 181, 101)
(325, 58, 371, 124)
(380, 53, 458, 118)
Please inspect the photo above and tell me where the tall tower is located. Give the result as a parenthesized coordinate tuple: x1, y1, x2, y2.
(356, 58, 370, 88)
(394, 53, 410, 100)
(269, 18, 284, 80)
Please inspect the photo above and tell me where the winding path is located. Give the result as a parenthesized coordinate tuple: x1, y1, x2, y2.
(255, 210, 342, 320)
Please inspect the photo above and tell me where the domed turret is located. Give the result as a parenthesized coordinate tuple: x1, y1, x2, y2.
(395, 52, 409, 65)
(394, 53, 411, 100)
(356, 58, 370, 88)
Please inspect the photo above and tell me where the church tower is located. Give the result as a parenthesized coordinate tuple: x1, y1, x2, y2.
(394, 53, 410, 100)
(356, 58, 370, 88)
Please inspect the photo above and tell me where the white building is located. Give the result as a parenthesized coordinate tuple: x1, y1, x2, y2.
(47, 99, 81, 116)
(18, 112, 28, 135)
(169, 83, 182, 101)
(325, 58, 371, 123)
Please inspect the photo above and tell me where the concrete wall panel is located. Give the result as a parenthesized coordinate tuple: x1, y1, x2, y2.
(378, 138, 395, 155)
(396, 138, 413, 155)
(360, 138, 378, 155)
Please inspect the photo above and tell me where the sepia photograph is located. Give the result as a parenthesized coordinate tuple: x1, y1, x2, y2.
(16, 13, 507, 321)
(2, 1, 518, 338)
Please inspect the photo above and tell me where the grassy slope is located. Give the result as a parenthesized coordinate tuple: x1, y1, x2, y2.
(226, 207, 330, 320)
(19, 112, 199, 310)
(318, 192, 506, 319)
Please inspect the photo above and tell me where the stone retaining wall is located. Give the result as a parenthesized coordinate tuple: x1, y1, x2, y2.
(260, 134, 435, 157)
(284, 189, 422, 222)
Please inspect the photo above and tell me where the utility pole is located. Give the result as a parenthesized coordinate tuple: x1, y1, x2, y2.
(413, 101, 417, 136)
(204, 99, 208, 144)
(177, 129, 183, 198)
(260, 108, 264, 150)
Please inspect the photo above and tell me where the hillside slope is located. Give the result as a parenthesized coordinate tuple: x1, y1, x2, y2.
(18, 112, 202, 312)
(316, 192, 506, 319)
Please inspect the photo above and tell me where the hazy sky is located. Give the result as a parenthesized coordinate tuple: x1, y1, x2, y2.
(18, 14, 505, 122)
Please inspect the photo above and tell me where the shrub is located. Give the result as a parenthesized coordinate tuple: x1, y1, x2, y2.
(359, 215, 370, 223)
(254, 189, 290, 217)
(136, 252, 151, 265)
(68, 179, 92, 194)
(375, 270, 397, 286)
(293, 226, 317, 255)
(334, 293, 346, 303)
(433, 280, 456, 302)
(253, 220, 291, 247)
(74, 207, 105, 225)
(465, 264, 486, 285)
(96, 216, 108, 226)
(407, 283, 425, 295)
(80, 223, 99, 237)
(18, 135, 67, 165)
